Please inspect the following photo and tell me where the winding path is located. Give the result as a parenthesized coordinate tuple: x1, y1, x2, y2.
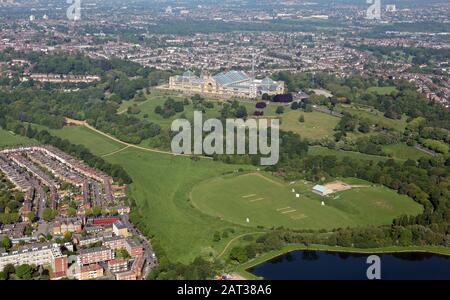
(65, 117, 212, 159)
(217, 232, 265, 258)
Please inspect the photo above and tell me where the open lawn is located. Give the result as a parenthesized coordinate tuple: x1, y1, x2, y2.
(118, 90, 283, 129)
(0, 128, 36, 148)
(309, 146, 388, 162)
(106, 149, 254, 263)
(367, 86, 398, 95)
(119, 90, 339, 141)
(191, 173, 422, 230)
(48, 125, 124, 156)
(39, 124, 255, 263)
(280, 111, 340, 140)
(338, 104, 407, 132)
(383, 144, 430, 161)
(6, 123, 424, 264)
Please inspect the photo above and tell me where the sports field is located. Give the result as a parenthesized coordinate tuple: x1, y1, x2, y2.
(191, 173, 423, 230)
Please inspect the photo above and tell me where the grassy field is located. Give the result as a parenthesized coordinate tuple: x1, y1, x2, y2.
(280, 111, 340, 140)
(30, 124, 257, 263)
(309, 146, 388, 162)
(119, 90, 339, 141)
(383, 144, 430, 161)
(191, 172, 423, 230)
(338, 104, 407, 132)
(367, 86, 398, 95)
(0, 128, 36, 148)
(0, 123, 426, 265)
(49, 125, 124, 156)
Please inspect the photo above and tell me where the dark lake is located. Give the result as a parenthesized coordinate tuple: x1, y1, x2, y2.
(248, 250, 450, 280)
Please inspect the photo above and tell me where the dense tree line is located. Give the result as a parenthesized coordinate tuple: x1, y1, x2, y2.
(0, 174, 22, 225)
(154, 98, 185, 118)
(0, 49, 155, 78)
(0, 82, 161, 144)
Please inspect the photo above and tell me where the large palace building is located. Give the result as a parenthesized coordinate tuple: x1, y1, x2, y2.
(167, 70, 285, 99)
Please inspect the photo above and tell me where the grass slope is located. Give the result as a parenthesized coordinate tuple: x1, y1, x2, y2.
(49, 125, 124, 156)
(383, 144, 430, 161)
(280, 111, 340, 140)
(119, 91, 338, 141)
(367, 86, 398, 95)
(338, 105, 407, 132)
(309, 146, 388, 162)
(0, 128, 37, 148)
(107, 149, 256, 263)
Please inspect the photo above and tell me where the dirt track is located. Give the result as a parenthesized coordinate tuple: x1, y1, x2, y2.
(64, 117, 212, 159)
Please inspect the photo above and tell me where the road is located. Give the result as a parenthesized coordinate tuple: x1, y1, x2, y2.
(120, 214, 157, 279)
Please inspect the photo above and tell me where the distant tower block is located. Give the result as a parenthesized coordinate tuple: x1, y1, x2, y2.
(29, 15, 35, 22)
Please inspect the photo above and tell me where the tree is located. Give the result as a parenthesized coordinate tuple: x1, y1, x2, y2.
(299, 115, 305, 123)
(256, 102, 267, 109)
(66, 207, 76, 217)
(213, 231, 221, 242)
(276, 106, 285, 114)
(63, 231, 72, 243)
(24, 224, 33, 236)
(399, 228, 413, 246)
(15, 264, 33, 280)
(229, 246, 248, 263)
(115, 249, 131, 259)
(358, 122, 370, 133)
(3, 264, 15, 277)
(235, 106, 248, 118)
(92, 206, 102, 216)
(27, 211, 36, 222)
(1, 236, 11, 250)
(42, 208, 57, 221)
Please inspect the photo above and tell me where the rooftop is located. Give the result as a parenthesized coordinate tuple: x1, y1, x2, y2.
(79, 246, 110, 255)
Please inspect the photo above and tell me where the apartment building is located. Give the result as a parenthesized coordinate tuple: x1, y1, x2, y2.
(108, 258, 129, 273)
(80, 264, 104, 280)
(78, 246, 113, 265)
(0, 243, 67, 272)
(115, 270, 136, 280)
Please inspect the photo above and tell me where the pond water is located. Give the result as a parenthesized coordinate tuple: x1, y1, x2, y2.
(248, 250, 450, 280)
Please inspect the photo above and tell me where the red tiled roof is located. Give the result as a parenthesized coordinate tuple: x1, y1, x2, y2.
(92, 217, 120, 225)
